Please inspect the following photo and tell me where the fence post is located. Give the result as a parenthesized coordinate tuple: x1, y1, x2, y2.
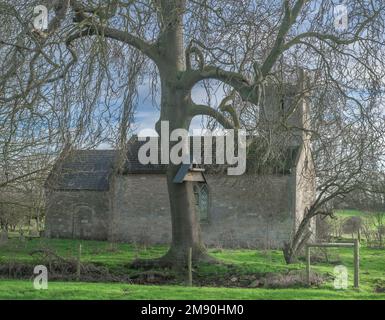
(187, 247, 192, 286)
(76, 243, 82, 281)
(306, 245, 310, 286)
(353, 239, 359, 288)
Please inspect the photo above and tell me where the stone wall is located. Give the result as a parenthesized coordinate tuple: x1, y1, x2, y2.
(203, 175, 294, 248)
(45, 169, 316, 248)
(109, 174, 171, 244)
(110, 173, 295, 248)
(45, 190, 110, 240)
(293, 144, 317, 239)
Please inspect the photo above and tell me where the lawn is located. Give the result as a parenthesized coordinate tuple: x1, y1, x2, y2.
(335, 209, 368, 218)
(0, 279, 382, 300)
(333, 209, 385, 228)
(0, 237, 384, 300)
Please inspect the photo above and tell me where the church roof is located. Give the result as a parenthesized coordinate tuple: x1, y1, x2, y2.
(45, 137, 301, 191)
(45, 150, 117, 191)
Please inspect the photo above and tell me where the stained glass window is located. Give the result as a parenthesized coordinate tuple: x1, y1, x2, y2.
(193, 183, 209, 222)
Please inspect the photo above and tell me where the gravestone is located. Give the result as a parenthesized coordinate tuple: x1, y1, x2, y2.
(29, 230, 39, 237)
(0, 230, 8, 245)
(19, 230, 25, 242)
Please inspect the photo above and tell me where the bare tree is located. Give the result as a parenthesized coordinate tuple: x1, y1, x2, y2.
(283, 82, 385, 262)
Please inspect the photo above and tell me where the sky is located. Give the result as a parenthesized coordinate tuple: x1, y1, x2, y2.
(96, 78, 227, 149)
(132, 80, 226, 137)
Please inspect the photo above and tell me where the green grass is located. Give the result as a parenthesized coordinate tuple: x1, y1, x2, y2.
(0, 238, 384, 300)
(335, 209, 367, 218)
(0, 279, 383, 300)
(330, 210, 384, 242)
(334, 209, 385, 224)
(0, 238, 167, 266)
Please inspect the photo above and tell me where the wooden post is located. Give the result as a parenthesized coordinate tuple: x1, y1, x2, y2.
(187, 247, 192, 286)
(353, 239, 359, 289)
(306, 242, 359, 289)
(76, 243, 82, 281)
(306, 245, 311, 286)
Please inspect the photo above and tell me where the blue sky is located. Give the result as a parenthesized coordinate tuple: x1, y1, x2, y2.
(133, 79, 226, 137)
(96, 78, 227, 149)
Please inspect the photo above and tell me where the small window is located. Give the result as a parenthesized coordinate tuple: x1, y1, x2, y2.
(193, 183, 209, 222)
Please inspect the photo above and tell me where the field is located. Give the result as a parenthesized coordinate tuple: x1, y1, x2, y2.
(0, 210, 384, 300)
(0, 236, 384, 300)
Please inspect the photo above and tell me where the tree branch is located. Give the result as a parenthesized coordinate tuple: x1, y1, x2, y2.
(283, 7, 383, 50)
(181, 1, 308, 103)
(68, 0, 160, 63)
(186, 41, 204, 70)
(188, 103, 235, 129)
(181, 66, 256, 102)
(219, 93, 240, 128)
(260, 0, 308, 76)
(66, 24, 160, 63)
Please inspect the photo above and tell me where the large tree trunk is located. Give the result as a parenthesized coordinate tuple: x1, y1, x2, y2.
(132, 0, 213, 268)
(156, 83, 212, 266)
(163, 165, 211, 265)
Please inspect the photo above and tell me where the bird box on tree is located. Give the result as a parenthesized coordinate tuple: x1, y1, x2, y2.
(173, 158, 206, 184)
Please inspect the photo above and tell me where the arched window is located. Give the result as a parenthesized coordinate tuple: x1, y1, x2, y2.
(193, 183, 209, 222)
(72, 205, 94, 239)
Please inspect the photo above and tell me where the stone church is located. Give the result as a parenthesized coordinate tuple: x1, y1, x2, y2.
(44, 86, 316, 248)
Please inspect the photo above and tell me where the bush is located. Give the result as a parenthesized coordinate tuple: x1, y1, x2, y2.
(342, 216, 362, 238)
(316, 216, 332, 241)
